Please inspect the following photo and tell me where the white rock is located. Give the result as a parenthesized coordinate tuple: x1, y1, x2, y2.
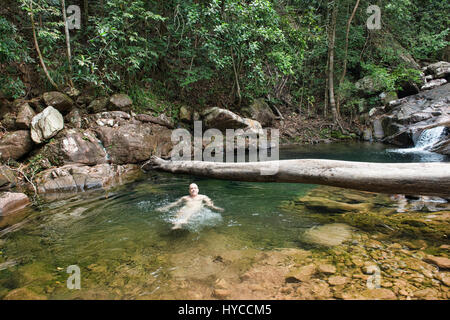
(30, 106, 64, 143)
(421, 79, 447, 91)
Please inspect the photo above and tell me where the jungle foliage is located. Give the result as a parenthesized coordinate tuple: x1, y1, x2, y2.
(0, 0, 448, 118)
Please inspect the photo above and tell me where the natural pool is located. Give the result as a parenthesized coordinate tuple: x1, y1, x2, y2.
(0, 142, 449, 300)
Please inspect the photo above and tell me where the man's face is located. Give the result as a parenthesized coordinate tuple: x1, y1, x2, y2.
(189, 184, 199, 197)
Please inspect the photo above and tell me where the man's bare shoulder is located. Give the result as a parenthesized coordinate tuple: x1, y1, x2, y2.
(198, 194, 211, 200)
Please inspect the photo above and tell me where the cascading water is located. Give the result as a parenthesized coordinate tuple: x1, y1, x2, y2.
(413, 126, 445, 150)
(387, 126, 446, 161)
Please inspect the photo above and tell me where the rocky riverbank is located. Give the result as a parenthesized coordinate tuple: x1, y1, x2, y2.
(0, 91, 277, 213)
(365, 61, 449, 153)
(0, 62, 448, 215)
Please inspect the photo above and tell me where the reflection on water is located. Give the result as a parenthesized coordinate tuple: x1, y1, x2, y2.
(0, 142, 448, 299)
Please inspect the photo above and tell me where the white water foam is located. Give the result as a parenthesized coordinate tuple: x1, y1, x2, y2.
(387, 126, 446, 157)
(165, 207, 223, 232)
(414, 126, 446, 150)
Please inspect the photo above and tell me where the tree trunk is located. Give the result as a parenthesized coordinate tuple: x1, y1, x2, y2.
(328, 1, 340, 126)
(144, 157, 450, 198)
(30, 1, 59, 90)
(337, 0, 361, 117)
(231, 47, 242, 106)
(61, 0, 74, 87)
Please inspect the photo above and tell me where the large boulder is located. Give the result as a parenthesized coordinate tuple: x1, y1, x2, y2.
(15, 102, 36, 129)
(244, 98, 275, 127)
(42, 91, 74, 114)
(202, 107, 263, 134)
(203, 107, 248, 130)
(0, 192, 30, 216)
(30, 106, 64, 144)
(93, 122, 173, 164)
(108, 94, 133, 112)
(44, 129, 109, 165)
(423, 61, 450, 79)
(88, 97, 108, 114)
(0, 130, 34, 161)
(374, 83, 450, 149)
(35, 163, 140, 195)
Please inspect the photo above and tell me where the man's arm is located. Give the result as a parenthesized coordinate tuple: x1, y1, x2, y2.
(157, 197, 185, 212)
(203, 196, 224, 212)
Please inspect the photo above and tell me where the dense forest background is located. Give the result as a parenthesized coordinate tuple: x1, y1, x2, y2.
(1, 0, 449, 125)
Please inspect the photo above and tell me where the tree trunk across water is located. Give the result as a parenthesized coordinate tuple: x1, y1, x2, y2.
(144, 157, 450, 198)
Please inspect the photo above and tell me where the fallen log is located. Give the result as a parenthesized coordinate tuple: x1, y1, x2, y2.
(144, 157, 450, 198)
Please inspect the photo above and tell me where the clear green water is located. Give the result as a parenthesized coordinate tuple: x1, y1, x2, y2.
(0, 142, 448, 299)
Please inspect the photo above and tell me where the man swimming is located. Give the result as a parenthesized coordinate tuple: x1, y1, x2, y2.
(157, 183, 224, 229)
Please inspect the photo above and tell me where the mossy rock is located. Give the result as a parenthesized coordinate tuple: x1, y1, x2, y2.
(281, 186, 450, 243)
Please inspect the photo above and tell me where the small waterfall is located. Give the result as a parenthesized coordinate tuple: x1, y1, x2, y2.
(386, 126, 446, 161)
(414, 126, 445, 150)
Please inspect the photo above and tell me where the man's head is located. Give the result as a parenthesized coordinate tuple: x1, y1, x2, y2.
(189, 183, 199, 197)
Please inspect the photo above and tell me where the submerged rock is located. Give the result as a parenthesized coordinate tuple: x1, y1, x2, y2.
(283, 186, 450, 242)
(327, 275, 348, 286)
(285, 264, 316, 283)
(3, 288, 47, 300)
(35, 163, 141, 195)
(360, 288, 397, 300)
(297, 196, 371, 213)
(300, 223, 352, 247)
(423, 255, 450, 270)
(318, 264, 336, 275)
